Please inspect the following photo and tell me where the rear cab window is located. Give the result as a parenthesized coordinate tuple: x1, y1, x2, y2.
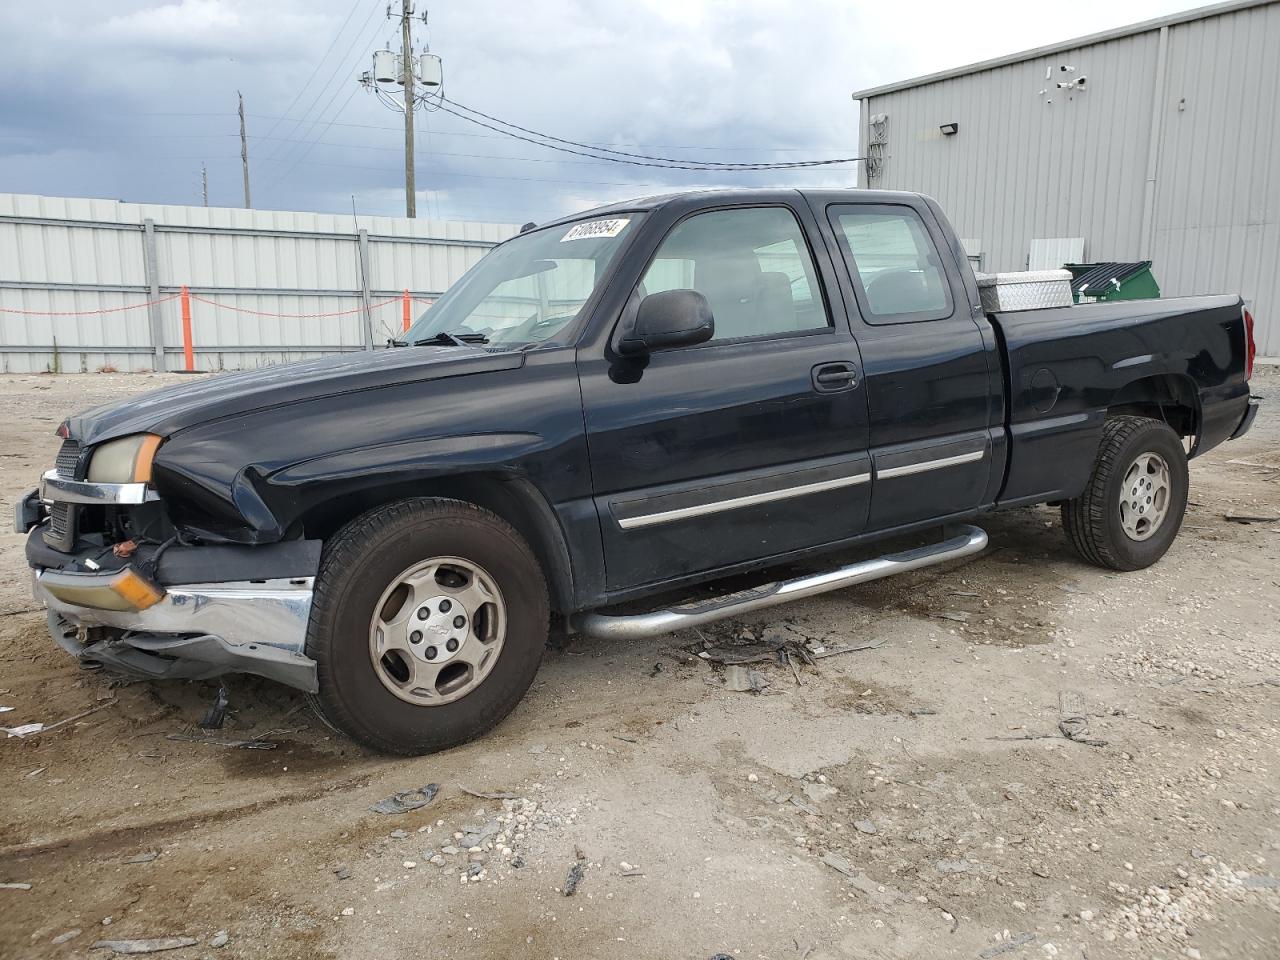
(828, 204, 953, 324)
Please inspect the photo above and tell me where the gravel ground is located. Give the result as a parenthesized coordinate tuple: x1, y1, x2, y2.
(0, 368, 1277, 960)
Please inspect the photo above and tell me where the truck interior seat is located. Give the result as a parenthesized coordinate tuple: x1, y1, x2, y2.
(865, 269, 933, 315)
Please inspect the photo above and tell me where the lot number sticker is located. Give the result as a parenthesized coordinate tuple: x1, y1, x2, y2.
(561, 218, 630, 242)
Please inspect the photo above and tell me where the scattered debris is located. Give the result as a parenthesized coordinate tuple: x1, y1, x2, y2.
(801, 781, 837, 804)
(930, 610, 971, 623)
(333, 865, 351, 881)
(808, 637, 887, 659)
(613, 735, 638, 744)
(459, 785, 520, 800)
(111, 539, 138, 558)
(208, 931, 229, 949)
(698, 639, 785, 665)
(51, 929, 82, 945)
(3, 723, 44, 738)
(821, 851, 857, 878)
(200, 685, 229, 730)
(369, 783, 439, 815)
(562, 848, 588, 896)
(0, 706, 12, 713)
(166, 733, 276, 750)
(724, 665, 770, 693)
(853, 819, 878, 836)
(3, 698, 119, 738)
(0, 882, 33, 890)
(978, 932, 1035, 958)
(1058, 690, 1107, 747)
(1224, 513, 1280, 524)
(91, 937, 200, 954)
(121, 851, 159, 864)
(458, 820, 501, 848)
(936, 859, 975, 875)
(789, 796, 821, 816)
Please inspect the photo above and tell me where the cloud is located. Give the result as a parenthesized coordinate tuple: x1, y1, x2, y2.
(0, 0, 1205, 223)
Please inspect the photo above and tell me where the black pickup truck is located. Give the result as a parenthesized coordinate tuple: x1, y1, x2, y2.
(16, 188, 1259, 754)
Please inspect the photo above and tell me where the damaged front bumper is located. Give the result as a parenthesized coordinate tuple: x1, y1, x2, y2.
(26, 527, 322, 693)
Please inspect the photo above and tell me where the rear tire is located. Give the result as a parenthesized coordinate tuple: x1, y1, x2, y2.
(306, 498, 548, 755)
(1061, 416, 1188, 571)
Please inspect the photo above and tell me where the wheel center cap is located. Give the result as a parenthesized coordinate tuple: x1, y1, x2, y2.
(407, 594, 467, 664)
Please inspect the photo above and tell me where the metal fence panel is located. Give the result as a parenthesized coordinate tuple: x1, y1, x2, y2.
(0, 193, 517, 372)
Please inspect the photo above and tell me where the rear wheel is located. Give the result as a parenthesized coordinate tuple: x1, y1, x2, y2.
(1061, 416, 1189, 571)
(307, 498, 548, 755)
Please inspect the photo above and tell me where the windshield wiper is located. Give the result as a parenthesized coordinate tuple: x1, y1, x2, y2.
(413, 331, 490, 346)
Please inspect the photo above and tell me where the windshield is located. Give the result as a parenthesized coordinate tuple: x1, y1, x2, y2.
(405, 214, 644, 347)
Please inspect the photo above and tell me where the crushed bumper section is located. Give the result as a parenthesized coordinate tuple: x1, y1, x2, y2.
(28, 529, 322, 693)
(1230, 396, 1260, 440)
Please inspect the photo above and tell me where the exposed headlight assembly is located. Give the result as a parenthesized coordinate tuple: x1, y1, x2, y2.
(87, 434, 163, 484)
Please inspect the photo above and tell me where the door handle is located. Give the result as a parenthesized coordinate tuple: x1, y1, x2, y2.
(812, 362, 859, 392)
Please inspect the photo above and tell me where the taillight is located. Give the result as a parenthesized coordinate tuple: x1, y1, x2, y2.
(1244, 308, 1256, 380)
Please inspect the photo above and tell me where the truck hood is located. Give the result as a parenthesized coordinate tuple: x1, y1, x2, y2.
(67, 346, 526, 446)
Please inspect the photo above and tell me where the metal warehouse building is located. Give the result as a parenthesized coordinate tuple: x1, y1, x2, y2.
(852, 0, 1280, 355)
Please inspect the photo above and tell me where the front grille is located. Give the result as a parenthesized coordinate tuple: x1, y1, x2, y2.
(55, 439, 82, 479)
(44, 502, 77, 551)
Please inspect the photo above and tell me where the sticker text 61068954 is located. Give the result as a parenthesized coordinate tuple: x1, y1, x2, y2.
(560, 218, 630, 242)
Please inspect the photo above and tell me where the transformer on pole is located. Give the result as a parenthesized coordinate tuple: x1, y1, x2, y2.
(359, 4, 444, 218)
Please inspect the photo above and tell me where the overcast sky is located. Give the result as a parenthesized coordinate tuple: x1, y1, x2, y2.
(0, 0, 1204, 225)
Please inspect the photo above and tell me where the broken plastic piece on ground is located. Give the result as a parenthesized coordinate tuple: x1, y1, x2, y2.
(562, 860, 586, 896)
(1058, 690, 1108, 747)
(3, 699, 118, 739)
(200, 685, 230, 730)
(3, 723, 44, 738)
(724, 665, 770, 693)
(458, 785, 520, 800)
(369, 783, 440, 815)
(91, 937, 200, 954)
(167, 732, 276, 750)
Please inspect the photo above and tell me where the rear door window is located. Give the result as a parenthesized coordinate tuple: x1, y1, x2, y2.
(829, 205, 953, 324)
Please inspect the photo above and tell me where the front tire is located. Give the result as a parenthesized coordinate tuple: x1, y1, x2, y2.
(306, 498, 549, 755)
(1061, 416, 1189, 571)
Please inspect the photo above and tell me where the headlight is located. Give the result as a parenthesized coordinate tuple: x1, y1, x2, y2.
(87, 434, 163, 484)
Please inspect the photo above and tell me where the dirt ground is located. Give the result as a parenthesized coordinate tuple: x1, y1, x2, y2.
(0, 369, 1277, 960)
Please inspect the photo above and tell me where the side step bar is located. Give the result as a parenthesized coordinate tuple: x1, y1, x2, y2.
(573, 524, 988, 641)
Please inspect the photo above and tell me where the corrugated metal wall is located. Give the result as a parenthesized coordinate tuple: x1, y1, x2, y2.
(0, 194, 518, 372)
(859, 0, 1280, 355)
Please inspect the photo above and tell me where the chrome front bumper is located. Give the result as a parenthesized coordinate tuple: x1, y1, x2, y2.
(33, 571, 318, 692)
(39, 468, 159, 506)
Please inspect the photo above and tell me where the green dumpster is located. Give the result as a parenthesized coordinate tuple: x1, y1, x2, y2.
(1064, 261, 1161, 303)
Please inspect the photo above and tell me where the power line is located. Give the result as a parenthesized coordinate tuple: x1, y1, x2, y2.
(256, 0, 367, 155)
(265, 0, 385, 167)
(438, 98, 864, 171)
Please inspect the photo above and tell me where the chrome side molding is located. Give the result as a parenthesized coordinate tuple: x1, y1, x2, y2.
(573, 524, 988, 641)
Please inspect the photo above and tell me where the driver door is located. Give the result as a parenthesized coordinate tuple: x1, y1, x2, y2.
(577, 203, 872, 593)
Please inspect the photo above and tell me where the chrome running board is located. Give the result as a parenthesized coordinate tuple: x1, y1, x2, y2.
(572, 524, 988, 641)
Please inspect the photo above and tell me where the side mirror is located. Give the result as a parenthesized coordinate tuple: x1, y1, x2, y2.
(618, 289, 714, 356)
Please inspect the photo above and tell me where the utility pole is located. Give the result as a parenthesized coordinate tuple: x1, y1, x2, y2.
(359, 6, 441, 219)
(238, 91, 252, 209)
(399, 0, 417, 218)
(201, 162, 209, 207)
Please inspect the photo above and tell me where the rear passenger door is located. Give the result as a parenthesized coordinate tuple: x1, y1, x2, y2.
(818, 200, 1000, 532)
(578, 202, 872, 593)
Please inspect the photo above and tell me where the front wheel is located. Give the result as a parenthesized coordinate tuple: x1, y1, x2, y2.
(1061, 415, 1189, 571)
(306, 498, 549, 755)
